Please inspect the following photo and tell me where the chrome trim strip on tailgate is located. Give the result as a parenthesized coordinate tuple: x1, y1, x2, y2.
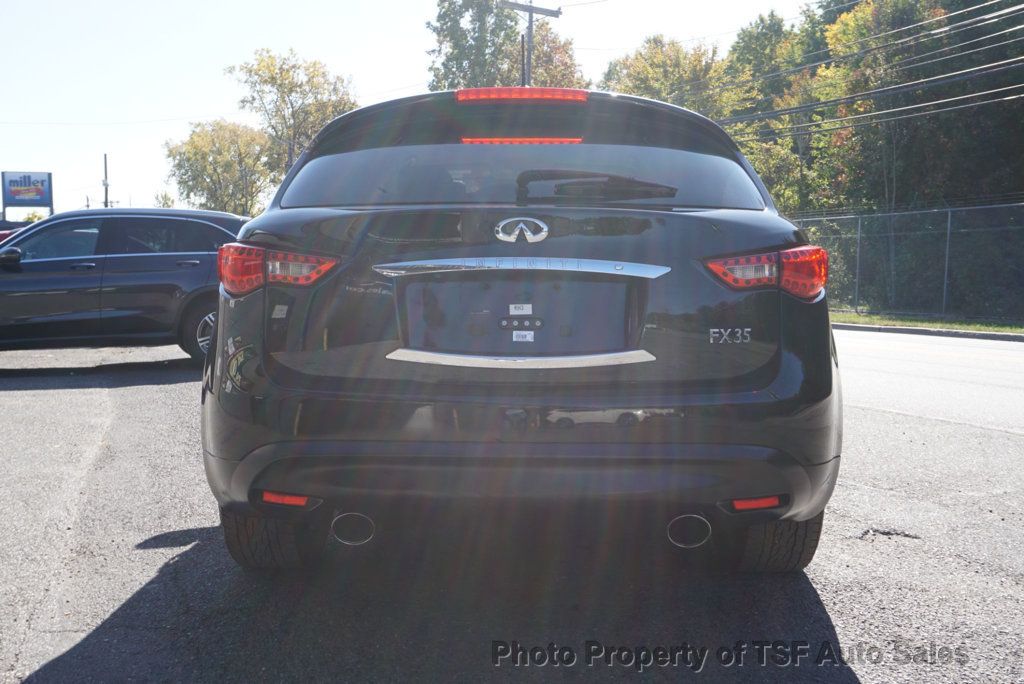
(385, 349, 656, 369)
(372, 258, 670, 279)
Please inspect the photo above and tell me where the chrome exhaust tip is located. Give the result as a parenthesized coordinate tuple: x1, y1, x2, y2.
(331, 512, 375, 546)
(667, 514, 712, 549)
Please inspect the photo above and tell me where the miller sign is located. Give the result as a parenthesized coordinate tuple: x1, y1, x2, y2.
(2, 172, 53, 208)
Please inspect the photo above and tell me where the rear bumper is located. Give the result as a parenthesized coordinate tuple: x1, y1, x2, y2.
(202, 278, 843, 526)
(205, 440, 840, 524)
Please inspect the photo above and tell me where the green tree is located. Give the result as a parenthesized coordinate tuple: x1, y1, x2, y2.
(729, 12, 793, 100)
(600, 36, 754, 120)
(427, 0, 519, 90)
(165, 120, 276, 217)
(738, 138, 805, 214)
(21, 210, 46, 223)
(780, 6, 830, 69)
(153, 190, 175, 208)
(819, 0, 860, 25)
(228, 49, 358, 172)
(497, 20, 589, 88)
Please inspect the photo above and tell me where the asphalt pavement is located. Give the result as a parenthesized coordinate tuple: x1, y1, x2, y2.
(0, 330, 1021, 682)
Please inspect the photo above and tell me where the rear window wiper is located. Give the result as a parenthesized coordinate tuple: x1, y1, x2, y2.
(515, 169, 678, 203)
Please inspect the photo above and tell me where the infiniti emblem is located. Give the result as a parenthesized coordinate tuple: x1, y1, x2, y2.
(494, 217, 549, 243)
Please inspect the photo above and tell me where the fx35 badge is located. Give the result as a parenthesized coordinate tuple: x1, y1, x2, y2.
(709, 328, 752, 344)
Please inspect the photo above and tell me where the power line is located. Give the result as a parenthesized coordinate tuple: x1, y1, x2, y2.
(733, 40, 1024, 118)
(0, 114, 230, 126)
(891, 32, 1024, 71)
(574, 0, 867, 53)
(362, 81, 427, 98)
(720, 55, 1024, 124)
(723, 55, 1024, 124)
(891, 19, 1024, 65)
(734, 89, 1024, 141)
(695, 3, 1024, 97)
(674, 1, 1024, 97)
(780, 0, 1007, 65)
(732, 81, 1024, 134)
(670, 0, 865, 46)
(789, 191, 1024, 217)
(727, 22, 1024, 112)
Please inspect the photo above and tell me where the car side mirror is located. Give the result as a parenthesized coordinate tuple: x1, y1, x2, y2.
(0, 246, 22, 265)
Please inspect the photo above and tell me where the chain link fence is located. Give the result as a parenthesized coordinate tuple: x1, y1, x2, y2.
(792, 203, 1024, 321)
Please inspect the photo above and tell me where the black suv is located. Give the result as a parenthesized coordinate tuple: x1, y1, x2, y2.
(203, 88, 841, 572)
(0, 208, 244, 359)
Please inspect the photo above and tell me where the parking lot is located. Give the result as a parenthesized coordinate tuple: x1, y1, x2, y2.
(0, 329, 1021, 682)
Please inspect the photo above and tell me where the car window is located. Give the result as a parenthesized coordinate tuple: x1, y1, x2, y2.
(102, 218, 177, 254)
(281, 144, 765, 210)
(16, 219, 102, 261)
(177, 221, 233, 252)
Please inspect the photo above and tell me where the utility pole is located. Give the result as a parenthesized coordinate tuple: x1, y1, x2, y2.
(500, 1, 561, 86)
(520, 35, 527, 87)
(102, 153, 110, 208)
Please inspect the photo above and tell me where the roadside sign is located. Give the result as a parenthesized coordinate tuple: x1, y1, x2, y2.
(1, 172, 52, 220)
(2, 172, 54, 213)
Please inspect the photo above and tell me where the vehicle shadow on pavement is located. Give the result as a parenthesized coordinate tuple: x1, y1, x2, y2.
(0, 358, 200, 391)
(29, 511, 860, 682)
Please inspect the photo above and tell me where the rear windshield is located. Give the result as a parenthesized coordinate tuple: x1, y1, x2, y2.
(280, 144, 766, 210)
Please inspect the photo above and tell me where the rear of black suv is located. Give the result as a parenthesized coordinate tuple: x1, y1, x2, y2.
(202, 88, 841, 572)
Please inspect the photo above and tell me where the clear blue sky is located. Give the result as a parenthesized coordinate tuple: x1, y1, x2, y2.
(0, 0, 806, 216)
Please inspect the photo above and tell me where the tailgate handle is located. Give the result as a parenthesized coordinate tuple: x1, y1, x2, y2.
(373, 258, 670, 279)
(386, 349, 656, 369)
(176, 259, 202, 267)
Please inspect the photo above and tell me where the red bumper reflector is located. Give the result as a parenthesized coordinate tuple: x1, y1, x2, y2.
(732, 495, 782, 511)
(461, 136, 582, 145)
(261, 491, 309, 507)
(455, 87, 588, 103)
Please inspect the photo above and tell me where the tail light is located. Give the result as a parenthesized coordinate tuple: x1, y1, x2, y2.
(779, 246, 829, 298)
(218, 243, 338, 295)
(461, 136, 582, 145)
(455, 87, 588, 103)
(218, 244, 265, 295)
(704, 252, 777, 289)
(705, 245, 828, 299)
(266, 250, 338, 285)
(456, 88, 587, 142)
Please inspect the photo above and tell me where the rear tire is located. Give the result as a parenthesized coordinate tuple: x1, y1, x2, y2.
(220, 509, 329, 571)
(179, 302, 217, 361)
(728, 511, 824, 573)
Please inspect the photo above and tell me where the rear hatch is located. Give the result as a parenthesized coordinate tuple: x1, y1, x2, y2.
(246, 90, 802, 394)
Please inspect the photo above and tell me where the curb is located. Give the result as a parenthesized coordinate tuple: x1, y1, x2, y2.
(831, 322, 1024, 342)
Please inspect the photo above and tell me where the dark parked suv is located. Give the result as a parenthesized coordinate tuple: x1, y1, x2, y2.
(203, 88, 841, 572)
(0, 208, 244, 359)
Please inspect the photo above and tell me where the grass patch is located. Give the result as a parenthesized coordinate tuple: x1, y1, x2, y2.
(830, 311, 1024, 334)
